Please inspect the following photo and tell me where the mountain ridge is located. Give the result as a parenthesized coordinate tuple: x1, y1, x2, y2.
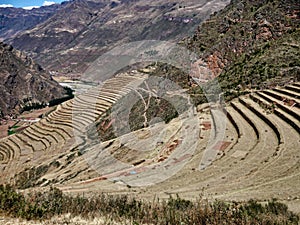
(0, 1, 72, 41)
(7, 0, 230, 77)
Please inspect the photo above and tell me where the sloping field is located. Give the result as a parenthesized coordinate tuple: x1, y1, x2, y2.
(0, 73, 147, 182)
(0, 78, 299, 211)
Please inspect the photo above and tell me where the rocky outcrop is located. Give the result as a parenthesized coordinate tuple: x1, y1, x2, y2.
(0, 42, 67, 118)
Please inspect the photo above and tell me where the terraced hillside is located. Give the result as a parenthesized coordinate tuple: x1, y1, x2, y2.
(0, 72, 147, 184)
(57, 82, 300, 203)
(0, 73, 299, 210)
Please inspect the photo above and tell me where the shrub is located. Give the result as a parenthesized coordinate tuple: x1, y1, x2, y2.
(0, 185, 298, 224)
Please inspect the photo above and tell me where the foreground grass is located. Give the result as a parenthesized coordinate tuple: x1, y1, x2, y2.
(0, 185, 298, 224)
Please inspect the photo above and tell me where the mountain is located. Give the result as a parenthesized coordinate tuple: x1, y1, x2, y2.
(0, 42, 68, 118)
(8, 0, 230, 77)
(183, 0, 300, 97)
(0, 1, 71, 41)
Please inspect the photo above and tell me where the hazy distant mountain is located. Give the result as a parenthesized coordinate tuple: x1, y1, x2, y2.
(0, 42, 67, 118)
(0, 1, 71, 41)
(8, 0, 230, 77)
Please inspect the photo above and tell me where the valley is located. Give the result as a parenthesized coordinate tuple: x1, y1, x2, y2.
(0, 71, 299, 212)
(0, 0, 299, 224)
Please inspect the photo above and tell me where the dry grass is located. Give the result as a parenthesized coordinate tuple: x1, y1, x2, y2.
(0, 185, 298, 225)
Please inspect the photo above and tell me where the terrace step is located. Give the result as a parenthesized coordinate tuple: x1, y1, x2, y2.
(74, 100, 111, 113)
(273, 87, 299, 99)
(253, 92, 300, 134)
(105, 77, 142, 86)
(45, 117, 77, 134)
(158, 99, 282, 194)
(27, 126, 58, 149)
(98, 88, 127, 96)
(216, 99, 280, 180)
(239, 95, 300, 179)
(38, 119, 71, 140)
(0, 137, 22, 165)
(45, 116, 84, 134)
(239, 96, 281, 145)
(102, 84, 133, 92)
(58, 106, 98, 123)
(11, 134, 34, 157)
(262, 90, 300, 109)
(30, 124, 60, 144)
(0, 148, 7, 163)
(72, 96, 112, 109)
(12, 134, 35, 153)
(4, 137, 23, 158)
(230, 102, 259, 140)
(199, 107, 233, 169)
(61, 102, 104, 119)
(0, 143, 13, 161)
(49, 111, 89, 128)
(81, 91, 118, 103)
(6, 135, 22, 150)
(223, 106, 257, 160)
(20, 129, 48, 150)
(0, 75, 148, 173)
(285, 85, 300, 94)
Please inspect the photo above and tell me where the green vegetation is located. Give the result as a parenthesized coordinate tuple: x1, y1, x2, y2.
(218, 29, 300, 100)
(20, 87, 74, 113)
(48, 86, 74, 107)
(13, 165, 51, 189)
(7, 124, 19, 136)
(0, 185, 298, 224)
(129, 96, 179, 131)
(7, 130, 15, 136)
(148, 63, 207, 106)
(183, 0, 300, 100)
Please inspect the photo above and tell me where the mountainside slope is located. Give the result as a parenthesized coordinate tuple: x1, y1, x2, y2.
(183, 0, 300, 97)
(0, 43, 67, 118)
(185, 0, 300, 74)
(9, 0, 230, 77)
(0, 1, 71, 41)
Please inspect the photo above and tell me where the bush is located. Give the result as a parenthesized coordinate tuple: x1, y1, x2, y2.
(0, 185, 298, 224)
